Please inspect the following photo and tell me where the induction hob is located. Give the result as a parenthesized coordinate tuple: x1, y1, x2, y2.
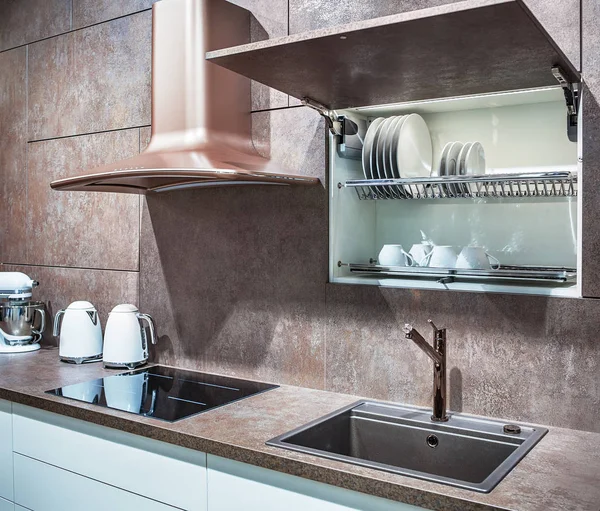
(46, 365, 279, 422)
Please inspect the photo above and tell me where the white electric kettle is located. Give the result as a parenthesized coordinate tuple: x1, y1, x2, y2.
(102, 304, 157, 369)
(53, 301, 103, 364)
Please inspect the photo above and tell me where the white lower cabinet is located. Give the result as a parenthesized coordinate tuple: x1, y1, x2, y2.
(0, 496, 13, 511)
(0, 400, 12, 502)
(12, 404, 207, 511)
(206, 454, 429, 511)
(14, 454, 177, 510)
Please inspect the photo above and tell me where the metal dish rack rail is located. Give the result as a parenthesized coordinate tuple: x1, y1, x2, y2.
(344, 171, 578, 200)
(341, 262, 577, 284)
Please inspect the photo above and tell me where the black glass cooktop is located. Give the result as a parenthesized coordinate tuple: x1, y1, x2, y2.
(46, 365, 278, 422)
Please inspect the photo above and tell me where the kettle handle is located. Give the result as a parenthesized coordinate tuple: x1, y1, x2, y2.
(137, 313, 157, 347)
(53, 309, 66, 337)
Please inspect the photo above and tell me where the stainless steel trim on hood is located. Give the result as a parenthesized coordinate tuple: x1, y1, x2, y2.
(50, 0, 319, 194)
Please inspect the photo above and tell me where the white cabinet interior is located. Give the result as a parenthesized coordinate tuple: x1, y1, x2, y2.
(330, 86, 580, 297)
(0, 400, 12, 503)
(14, 454, 178, 511)
(207, 454, 426, 511)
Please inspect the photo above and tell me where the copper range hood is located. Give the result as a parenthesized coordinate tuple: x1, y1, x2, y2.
(50, 0, 319, 194)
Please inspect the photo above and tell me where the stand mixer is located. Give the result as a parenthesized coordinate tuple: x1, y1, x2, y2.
(0, 272, 45, 353)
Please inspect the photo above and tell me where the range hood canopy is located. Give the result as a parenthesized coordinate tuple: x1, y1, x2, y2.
(50, 0, 319, 194)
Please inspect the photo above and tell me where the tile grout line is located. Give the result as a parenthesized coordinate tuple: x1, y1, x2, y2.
(25, 44, 29, 265)
(28, 124, 151, 144)
(70, 0, 74, 31)
(4, 262, 139, 274)
(0, 8, 153, 55)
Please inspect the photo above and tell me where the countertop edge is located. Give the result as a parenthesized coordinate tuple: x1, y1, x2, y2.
(0, 386, 512, 511)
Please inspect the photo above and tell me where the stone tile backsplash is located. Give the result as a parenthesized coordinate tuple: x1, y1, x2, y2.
(0, 0, 598, 435)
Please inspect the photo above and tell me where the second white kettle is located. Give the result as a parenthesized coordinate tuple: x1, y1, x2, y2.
(102, 304, 157, 370)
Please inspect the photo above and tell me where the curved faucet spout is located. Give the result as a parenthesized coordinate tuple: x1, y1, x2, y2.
(404, 320, 449, 422)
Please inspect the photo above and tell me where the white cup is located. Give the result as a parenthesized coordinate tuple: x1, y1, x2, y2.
(378, 244, 414, 267)
(409, 244, 433, 267)
(426, 246, 458, 268)
(456, 247, 500, 270)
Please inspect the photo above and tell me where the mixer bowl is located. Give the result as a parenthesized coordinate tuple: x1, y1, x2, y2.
(0, 301, 46, 344)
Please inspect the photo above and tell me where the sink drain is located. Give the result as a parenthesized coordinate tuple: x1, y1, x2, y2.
(426, 434, 439, 448)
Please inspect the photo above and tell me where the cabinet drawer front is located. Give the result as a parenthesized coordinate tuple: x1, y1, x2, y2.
(14, 454, 178, 511)
(13, 404, 206, 511)
(0, 400, 12, 502)
(0, 496, 13, 511)
(207, 455, 426, 511)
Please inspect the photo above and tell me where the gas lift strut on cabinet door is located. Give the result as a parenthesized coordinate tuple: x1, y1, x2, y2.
(552, 66, 580, 143)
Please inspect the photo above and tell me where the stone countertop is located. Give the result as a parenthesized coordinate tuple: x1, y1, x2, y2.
(0, 348, 598, 511)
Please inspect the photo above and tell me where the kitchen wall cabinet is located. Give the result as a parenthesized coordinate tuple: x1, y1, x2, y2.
(14, 454, 178, 511)
(0, 400, 12, 503)
(206, 454, 428, 511)
(12, 404, 207, 511)
(208, 0, 582, 298)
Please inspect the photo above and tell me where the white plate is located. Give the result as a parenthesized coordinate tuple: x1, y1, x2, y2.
(375, 117, 394, 180)
(437, 142, 454, 196)
(369, 118, 388, 184)
(383, 116, 407, 197)
(456, 142, 473, 195)
(445, 141, 463, 197)
(465, 141, 485, 175)
(395, 114, 432, 179)
(361, 117, 384, 180)
(388, 115, 408, 179)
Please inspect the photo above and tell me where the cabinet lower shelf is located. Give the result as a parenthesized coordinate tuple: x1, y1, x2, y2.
(343, 263, 577, 284)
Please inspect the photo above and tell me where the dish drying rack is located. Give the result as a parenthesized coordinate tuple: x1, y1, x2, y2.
(340, 262, 577, 284)
(343, 171, 577, 200)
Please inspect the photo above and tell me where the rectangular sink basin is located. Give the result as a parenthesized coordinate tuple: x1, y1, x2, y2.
(267, 401, 547, 493)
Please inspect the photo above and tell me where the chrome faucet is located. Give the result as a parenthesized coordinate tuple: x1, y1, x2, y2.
(403, 320, 449, 422)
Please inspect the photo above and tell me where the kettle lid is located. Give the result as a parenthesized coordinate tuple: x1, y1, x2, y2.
(66, 300, 97, 310)
(110, 303, 139, 313)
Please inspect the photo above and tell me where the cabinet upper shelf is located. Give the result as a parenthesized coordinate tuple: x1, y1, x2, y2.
(206, 0, 580, 109)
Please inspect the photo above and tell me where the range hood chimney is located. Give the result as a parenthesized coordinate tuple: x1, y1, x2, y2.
(50, 0, 319, 194)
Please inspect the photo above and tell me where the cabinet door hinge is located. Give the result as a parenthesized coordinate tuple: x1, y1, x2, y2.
(302, 97, 366, 160)
(552, 66, 580, 143)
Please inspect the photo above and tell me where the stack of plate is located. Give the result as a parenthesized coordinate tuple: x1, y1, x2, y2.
(434, 141, 486, 196)
(362, 114, 433, 197)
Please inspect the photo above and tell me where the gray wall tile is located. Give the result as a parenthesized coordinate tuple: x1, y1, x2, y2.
(26, 130, 141, 270)
(28, 11, 151, 140)
(230, 0, 290, 110)
(0, 47, 27, 263)
(581, 0, 600, 297)
(0, 0, 71, 52)
(140, 107, 328, 388)
(72, 0, 157, 29)
(5, 264, 139, 345)
(326, 284, 600, 433)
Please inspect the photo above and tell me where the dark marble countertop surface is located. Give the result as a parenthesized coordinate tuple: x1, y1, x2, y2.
(1, 348, 598, 511)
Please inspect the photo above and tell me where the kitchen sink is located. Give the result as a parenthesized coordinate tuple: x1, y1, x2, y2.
(267, 401, 547, 493)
